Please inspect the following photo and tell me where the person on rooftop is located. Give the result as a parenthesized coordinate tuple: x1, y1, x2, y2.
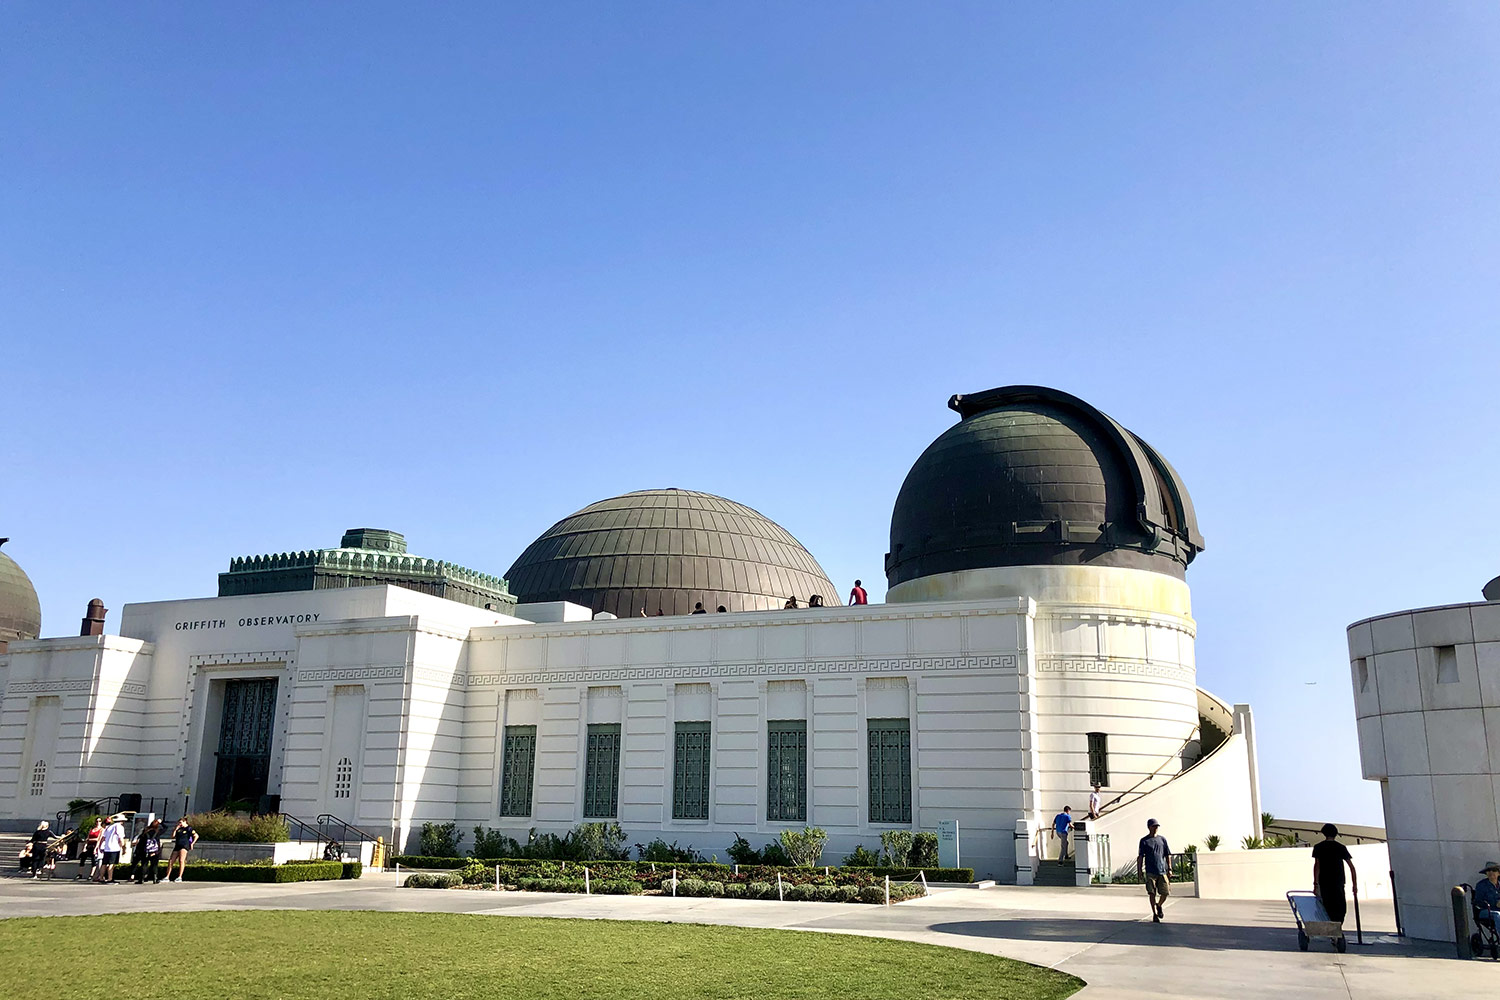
(849, 579, 868, 605)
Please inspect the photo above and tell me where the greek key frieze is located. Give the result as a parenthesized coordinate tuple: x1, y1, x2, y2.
(297, 666, 406, 684)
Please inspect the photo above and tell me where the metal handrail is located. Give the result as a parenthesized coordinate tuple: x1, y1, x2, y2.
(314, 814, 379, 844)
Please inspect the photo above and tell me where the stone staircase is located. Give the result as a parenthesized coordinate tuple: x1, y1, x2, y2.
(0, 832, 32, 874)
(1032, 856, 1078, 887)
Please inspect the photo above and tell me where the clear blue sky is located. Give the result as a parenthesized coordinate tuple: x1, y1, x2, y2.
(5, 3, 1498, 826)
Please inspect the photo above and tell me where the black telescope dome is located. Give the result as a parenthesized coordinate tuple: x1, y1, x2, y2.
(885, 386, 1204, 589)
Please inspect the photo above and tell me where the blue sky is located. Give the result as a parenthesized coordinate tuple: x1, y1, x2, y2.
(5, 3, 1498, 826)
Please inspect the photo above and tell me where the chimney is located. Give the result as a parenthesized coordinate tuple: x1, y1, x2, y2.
(80, 598, 107, 637)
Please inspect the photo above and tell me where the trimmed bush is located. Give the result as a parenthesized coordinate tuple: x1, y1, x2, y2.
(836, 885, 861, 903)
(120, 860, 344, 883)
(723, 883, 747, 899)
(746, 881, 774, 900)
(911, 832, 939, 868)
(843, 866, 974, 883)
(783, 884, 811, 902)
(405, 872, 461, 889)
(183, 811, 290, 844)
(858, 886, 886, 904)
(676, 878, 710, 897)
(341, 861, 362, 879)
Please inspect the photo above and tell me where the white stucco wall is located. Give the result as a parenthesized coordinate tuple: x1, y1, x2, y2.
(1196, 843, 1392, 901)
(1348, 599, 1500, 940)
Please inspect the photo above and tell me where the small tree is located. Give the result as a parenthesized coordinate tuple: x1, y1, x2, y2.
(1205, 834, 1221, 852)
(419, 821, 465, 857)
(779, 826, 828, 867)
(879, 830, 916, 867)
(471, 827, 521, 859)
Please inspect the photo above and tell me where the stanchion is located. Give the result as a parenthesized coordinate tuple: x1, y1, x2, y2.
(1353, 883, 1363, 945)
(1454, 886, 1473, 960)
(776, 873, 784, 901)
(884, 876, 890, 906)
(495, 864, 500, 891)
(672, 868, 677, 897)
(585, 867, 591, 894)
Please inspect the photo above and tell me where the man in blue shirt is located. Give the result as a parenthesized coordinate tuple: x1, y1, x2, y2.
(1052, 807, 1074, 860)
(1476, 862, 1500, 928)
(1137, 818, 1172, 922)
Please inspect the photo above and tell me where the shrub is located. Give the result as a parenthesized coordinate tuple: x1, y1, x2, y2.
(472, 827, 521, 859)
(571, 822, 629, 861)
(341, 861, 362, 879)
(122, 860, 342, 883)
(851, 866, 974, 883)
(420, 822, 465, 858)
(910, 832, 939, 868)
(459, 862, 495, 885)
(837, 884, 861, 902)
(389, 855, 465, 869)
(779, 827, 827, 867)
(1205, 835, 1221, 852)
(727, 834, 760, 865)
(879, 830, 915, 867)
(676, 878, 710, 897)
(783, 884, 811, 901)
(184, 811, 289, 844)
(858, 886, 887, 904)
(636, 838, 704, 863)
(594, 879, 644, 895)
(746, 881, 775, 900)
(405, 872, 461, 889)
(843, 844, 881, 867)
(760, 840, 792, 866)
(723, 883, 747, 899)
(518, 877, 588, 893)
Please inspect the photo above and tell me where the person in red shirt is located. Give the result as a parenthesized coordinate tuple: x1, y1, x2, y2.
(849, 580, 868, 605)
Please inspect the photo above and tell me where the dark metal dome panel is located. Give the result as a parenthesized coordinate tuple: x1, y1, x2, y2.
(886, 386, 1204, 588)
(506, 489, 840, 617)
(0, 541, 42, 645)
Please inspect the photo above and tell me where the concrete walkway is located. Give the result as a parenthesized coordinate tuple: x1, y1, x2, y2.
(0, 871, 1490, 999)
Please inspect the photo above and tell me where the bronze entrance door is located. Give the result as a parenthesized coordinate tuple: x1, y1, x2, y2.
(211, 678, 278, 810)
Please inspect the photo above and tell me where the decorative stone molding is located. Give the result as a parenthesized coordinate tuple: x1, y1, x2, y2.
(5, 679, 93, 694)
(464, 654, 1020, 689)
(298, 666, 405, 684)
(1034, 656, 1192, 682)
(189, 650, 293, 670)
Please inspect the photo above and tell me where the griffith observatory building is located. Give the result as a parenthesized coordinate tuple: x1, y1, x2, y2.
(0, 385, 1262, 878)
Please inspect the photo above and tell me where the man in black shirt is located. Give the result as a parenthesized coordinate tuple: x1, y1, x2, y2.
(1311, 822, 1357, 924)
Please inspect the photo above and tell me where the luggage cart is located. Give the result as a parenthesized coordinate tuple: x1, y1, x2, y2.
(1287, 891, 1346, 952)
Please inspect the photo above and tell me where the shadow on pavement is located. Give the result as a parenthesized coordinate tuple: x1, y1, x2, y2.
(927, 916, 1436, 957)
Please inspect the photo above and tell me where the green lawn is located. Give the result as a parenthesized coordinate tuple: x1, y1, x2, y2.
(0, 911, 1081, 1000)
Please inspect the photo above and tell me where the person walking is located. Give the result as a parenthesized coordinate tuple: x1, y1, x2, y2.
(27, 821, 52, 878)
(1087, 785, 1102, 821)
(1051, 806, 1074, 860)
(135, 821, 163, 884)
(165, 817, 197, 883)
(95, 814, 127, 884)
(77, 817, 103, 880)
(1138, 818, 1173, 922)
(1311, 823, 1357, 927)
(849, 580, 868, 605)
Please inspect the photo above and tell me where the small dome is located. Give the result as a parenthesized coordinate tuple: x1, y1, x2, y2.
(0, 539, 42, 647)
(886, 386, 1204, 588)
(506, 489, 839, 617)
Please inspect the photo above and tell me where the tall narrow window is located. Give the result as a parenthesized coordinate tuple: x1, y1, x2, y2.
(867, 718, 912, 823)
(583, 723, 621, 818)
(1355, 658, 1369, 693)
(673, 721, 711, 820)
(1437, 646, 1459, 684)
(1087, 732, 1110, 788)
(767, 720, 807, 822)
(29, 760, 46, 798)
(334, 757, 353, 799)
(499, 725, 537, 817)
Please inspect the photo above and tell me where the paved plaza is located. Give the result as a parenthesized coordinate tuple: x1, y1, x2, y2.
(0, 871, 1489, 999)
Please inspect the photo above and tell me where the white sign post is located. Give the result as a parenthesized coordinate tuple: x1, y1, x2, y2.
(938, 820, 960, 870)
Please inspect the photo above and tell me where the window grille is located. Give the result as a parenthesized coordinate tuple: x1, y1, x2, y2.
(867, 718, 912, 823)
(29, 760, 46, 797)
(673, 722, 711, 820)
(766, 720, 807, 822)
(1087, 732, 1110, 788)
(499, 725, 537, 817)
(583, 723, 621, 818)
(334, 757, 353, 799)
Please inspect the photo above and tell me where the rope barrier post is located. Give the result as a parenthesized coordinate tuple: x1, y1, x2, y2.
(734, 864, 739, 876)
(495, 864, 500, 891)
(884, 875, 890, 906)
(777, 872, 784, 901)
(919, 871, 928, 896)
(672, 868, 677, 897)
(585, 866, 591, 894)
(825, 866, 829, 877)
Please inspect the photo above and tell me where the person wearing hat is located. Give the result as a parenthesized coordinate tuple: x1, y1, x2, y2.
(1311, 823, 1357, 926)
(1476, 862, 1500, 929)
(1137, 818, 1173, 922)
(27, 821, 52, 877)
(95, 814, 127, 884)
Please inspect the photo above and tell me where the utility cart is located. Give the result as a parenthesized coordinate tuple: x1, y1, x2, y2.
(1287, 890, 1346, 952)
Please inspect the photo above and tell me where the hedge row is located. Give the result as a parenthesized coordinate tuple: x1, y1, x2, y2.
(110, 860, 347, 883)
(285, 859, 364, 879)
(389, 855, 970, 882)
(671, 879, 923, 903)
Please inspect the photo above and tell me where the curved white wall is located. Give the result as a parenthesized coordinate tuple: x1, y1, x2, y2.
(892, 565, 1200, 829)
